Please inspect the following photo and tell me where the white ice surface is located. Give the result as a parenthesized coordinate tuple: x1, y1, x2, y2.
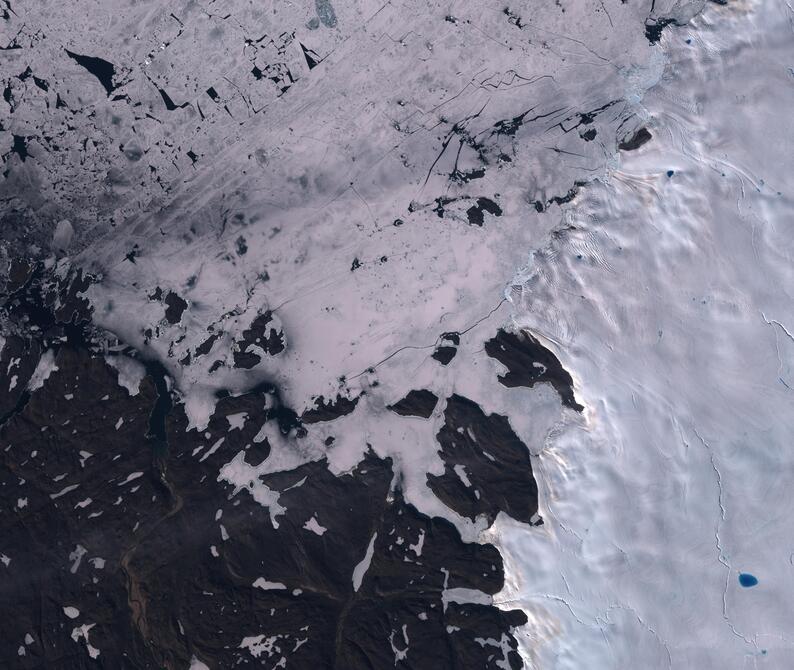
(218, 451, 286, 528)
(26, 350, 58, 392)
(188, 656, 210, 670)
(105, 355, 146, 396)
(70, 623, 100, 659)
(253, 578, 287, 591)
(239, 633, 282, 660)
(62, 606, 80, 619)
(303, 516, 327, 536)
(488, 2, 794, 667)
(352, 532, 377, 592)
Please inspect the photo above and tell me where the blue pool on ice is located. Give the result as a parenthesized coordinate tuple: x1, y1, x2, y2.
(738, 573, 758, 588)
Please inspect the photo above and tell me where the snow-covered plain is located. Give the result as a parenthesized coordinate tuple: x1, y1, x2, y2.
(489, 1, 794, 667)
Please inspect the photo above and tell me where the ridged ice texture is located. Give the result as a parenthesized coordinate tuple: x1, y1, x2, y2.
(489, 2, 794, 667)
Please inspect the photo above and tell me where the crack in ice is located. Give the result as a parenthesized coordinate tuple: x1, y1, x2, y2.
(693, 428, 755, 648)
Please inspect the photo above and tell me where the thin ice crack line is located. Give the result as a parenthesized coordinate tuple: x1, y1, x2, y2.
(760, 311, 793, 388)
(348, 297, 507, 379)
(761, 311, 794, 343)
(692, 428, 755, 647)
(501, 594, 672, 667)
(597, 604, 672, 669)
(497, 594, 589, 627)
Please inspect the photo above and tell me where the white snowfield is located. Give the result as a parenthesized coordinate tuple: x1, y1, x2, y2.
(488, 2, 794, 668)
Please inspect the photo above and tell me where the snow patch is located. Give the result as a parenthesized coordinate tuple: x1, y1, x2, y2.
(352, 533, 377, 592)
(27, 350, 58, 392)
(303, 516, 327, 536)
(105, 355, 146, 396)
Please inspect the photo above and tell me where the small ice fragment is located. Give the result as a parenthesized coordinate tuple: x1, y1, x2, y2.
(352, 533, 377, 592)
(189, 656, 210, 670)
(27, 350, 58, 392)
(117, 471, 144, 486)
(253, 578, 287, 590)
(51, 484, 80, 500)
(225, 412, 248, 431)
(105, 356, 145, 396)
(71, 623, 100, 658)
(69, 545, 87, 573)
(303, 516, 327, 536)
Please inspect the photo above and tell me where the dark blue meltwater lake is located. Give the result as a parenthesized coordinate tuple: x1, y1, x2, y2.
(738, 573, 758, 588)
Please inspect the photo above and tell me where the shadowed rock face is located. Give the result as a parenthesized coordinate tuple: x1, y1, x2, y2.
(428, 394, 538, 525)
(388, 389, 438, 419)
(618, 127, 653, 151)
(0, 334, 39, 421)
(0, 262, 531, 669)
(0, 352, 526, 668)
(485, 329, 584, 412)
(301, 393, 359, 424)
(233, 311, 286, 369)
(431, 332, 460, 366)
(163, 291, 188, 324)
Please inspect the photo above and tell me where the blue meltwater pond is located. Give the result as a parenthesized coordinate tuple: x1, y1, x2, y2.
(738, 573, 758, 588)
